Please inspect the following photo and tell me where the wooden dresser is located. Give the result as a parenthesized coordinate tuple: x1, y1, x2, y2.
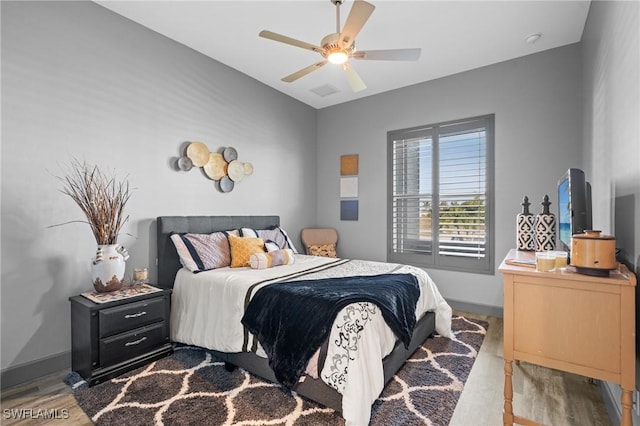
(499, 249, 636, 426)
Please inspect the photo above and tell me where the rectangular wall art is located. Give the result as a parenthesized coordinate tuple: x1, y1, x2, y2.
(340, 200, 359, 221)
(340, 176, 358, 198)
(340, 154, 359, 221)
(340, 154, 359, 176)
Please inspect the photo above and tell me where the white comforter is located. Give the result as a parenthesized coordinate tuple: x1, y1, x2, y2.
(170, 255, 452, 426)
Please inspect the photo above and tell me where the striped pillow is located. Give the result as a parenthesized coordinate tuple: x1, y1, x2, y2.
(240, 227, 299, 253)
(250, 249, 295, 269)
(170, 232, 232, 272)
(264, 240, 281, 252)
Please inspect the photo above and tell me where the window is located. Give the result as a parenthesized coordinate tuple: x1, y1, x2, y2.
(387, 114, 494, 274)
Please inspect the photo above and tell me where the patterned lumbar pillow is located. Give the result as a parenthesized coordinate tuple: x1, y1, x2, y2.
(249, 249, 295, 269)
(307, 243, 337, 258)
(228, 235, 265, 268)
(170, 232, 231, 272)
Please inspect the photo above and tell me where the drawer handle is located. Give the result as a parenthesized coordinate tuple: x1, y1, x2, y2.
(124, 311, 147, 319)
(125, 337, 147, 346)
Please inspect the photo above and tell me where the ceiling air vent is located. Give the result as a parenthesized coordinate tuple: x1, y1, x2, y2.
(310, 84, 340, 97)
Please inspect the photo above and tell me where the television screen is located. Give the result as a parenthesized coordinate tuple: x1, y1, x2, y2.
(558, 178, 571, 249)
(557, 168, 592, 252)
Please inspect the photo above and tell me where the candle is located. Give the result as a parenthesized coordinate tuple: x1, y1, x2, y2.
(535, 251, 555, 272)
(133, 268, 148, 283)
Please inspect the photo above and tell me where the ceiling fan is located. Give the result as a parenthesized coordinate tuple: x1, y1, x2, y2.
(259, 0, 421, 92)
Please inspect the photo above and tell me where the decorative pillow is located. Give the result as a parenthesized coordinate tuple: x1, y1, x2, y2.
(277, 227, 299, 253)
(228, 235, 265, 268)
(225, 229, 240, 238)
(239, 228, 259, 237)
(250, 249, 295, 269)
(307, 243, 337, 258)
(240, 227, 299, 254)
(264, 240, 281, 252)
(170, 232, 231, 272)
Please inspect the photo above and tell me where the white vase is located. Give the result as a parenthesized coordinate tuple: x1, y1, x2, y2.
(91, 244, 129, 292)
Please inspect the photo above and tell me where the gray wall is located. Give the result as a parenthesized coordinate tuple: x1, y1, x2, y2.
(581, 0, 640, 421)
(582, 0, 639, 271)
(1, 1, 317, 373)
(317, 44, 583, 310)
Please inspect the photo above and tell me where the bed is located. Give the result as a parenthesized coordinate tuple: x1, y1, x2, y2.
(156, 215, 452, 425)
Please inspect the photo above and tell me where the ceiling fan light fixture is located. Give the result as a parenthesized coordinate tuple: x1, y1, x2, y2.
(328, 50, 349, 64)
(261, 0, 417, 92)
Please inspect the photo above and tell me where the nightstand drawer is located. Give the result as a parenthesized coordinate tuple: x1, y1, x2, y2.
(100, 322, 166, 367)
(99, 297, 165, 337)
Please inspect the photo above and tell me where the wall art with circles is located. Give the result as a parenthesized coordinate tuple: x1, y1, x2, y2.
(176, 142, 253, 193)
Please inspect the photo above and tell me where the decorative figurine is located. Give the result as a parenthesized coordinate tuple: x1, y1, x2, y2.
(535, 194, 556, 251)
(516, 196, 535, 251)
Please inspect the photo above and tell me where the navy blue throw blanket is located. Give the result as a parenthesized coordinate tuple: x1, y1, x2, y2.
(241, 273, 420, 389)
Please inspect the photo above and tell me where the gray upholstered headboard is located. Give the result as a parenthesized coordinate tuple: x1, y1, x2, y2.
(156, 215, 280, 289)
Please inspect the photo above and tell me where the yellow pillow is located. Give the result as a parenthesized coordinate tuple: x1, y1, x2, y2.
(228, 235, 265, 268)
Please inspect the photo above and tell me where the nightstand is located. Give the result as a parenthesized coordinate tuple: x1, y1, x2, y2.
(69, 287, 173, 386)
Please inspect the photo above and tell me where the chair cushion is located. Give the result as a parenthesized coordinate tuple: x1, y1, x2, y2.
(307, 243, 337, 258)
(301, 228, 338, 256)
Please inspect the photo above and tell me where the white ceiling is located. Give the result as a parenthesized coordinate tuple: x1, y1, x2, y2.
(95, 0, 591, 109)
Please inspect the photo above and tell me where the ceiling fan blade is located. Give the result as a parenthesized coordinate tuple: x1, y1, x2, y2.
(259, 30, 321, 52)
(352, 48, 422, 61)
(342, 62, 366, 92)
(281, 61, 328, 83)
(339, 0, 375, 49)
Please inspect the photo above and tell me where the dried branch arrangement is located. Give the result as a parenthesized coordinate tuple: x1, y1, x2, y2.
(54, 159, 131, 245)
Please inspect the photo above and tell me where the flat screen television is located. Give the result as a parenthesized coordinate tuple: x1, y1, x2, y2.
(557, 168, 592, 252)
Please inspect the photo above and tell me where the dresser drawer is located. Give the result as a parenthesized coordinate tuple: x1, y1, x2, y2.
(100, 322, 166, 367)
(99, 297, 165, 338)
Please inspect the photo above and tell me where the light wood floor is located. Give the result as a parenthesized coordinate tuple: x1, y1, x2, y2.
(1, 311, 611, 426)
(449, 312, 611, 426)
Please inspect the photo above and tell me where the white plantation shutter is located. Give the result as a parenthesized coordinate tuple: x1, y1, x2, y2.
(388, 115, 494, 274)
(391, 133, 433, 256)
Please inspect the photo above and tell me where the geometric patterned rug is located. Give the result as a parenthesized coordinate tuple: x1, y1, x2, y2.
(65, 316, 488, 426)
